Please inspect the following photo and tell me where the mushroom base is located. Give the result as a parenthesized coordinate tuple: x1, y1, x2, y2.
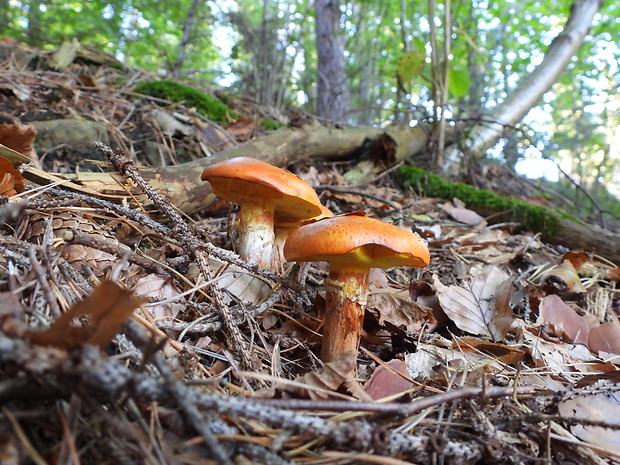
(321, 268, 369, 363)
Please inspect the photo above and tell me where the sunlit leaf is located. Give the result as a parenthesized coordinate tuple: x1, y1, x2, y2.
(448, 62, 470, 98)
(396, 49, 426, 88)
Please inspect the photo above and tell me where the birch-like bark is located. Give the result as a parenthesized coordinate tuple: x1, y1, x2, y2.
(442, 0, 603, 175)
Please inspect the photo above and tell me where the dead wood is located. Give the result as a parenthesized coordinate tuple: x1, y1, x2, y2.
(547, 212, 620, 264)
(4, 125, 429, 214)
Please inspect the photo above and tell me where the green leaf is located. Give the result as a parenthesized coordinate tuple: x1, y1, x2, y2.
(448, 62, 470, 98)
(396, 49, 426, 87)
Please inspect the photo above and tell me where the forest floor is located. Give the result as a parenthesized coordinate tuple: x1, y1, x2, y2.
(0, 38, 620, 465)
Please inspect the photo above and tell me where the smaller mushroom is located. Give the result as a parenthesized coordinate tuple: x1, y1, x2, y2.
(273, 204, 333, 272)
(201, 157, 323, 270)
(284, 213, 430, 362)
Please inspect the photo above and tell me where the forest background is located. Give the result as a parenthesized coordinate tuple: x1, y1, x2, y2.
(2, 0, 620, 223)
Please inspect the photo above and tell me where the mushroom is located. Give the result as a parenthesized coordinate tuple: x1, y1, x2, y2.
(283, 213, 430, 362)
(201, 157, 323, 270)
(273, 203, 334, 272)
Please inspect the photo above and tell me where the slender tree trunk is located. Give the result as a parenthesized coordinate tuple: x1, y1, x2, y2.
(0, 0, 10, 31)
(315, 0, 350, 121)
(26, 0, 43, 45)
(172, 0, 201, 78)
(441, 0, 603, 176)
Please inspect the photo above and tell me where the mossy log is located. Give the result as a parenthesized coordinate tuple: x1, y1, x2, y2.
(399, 166, 620, 265)
(4, 125, 429, 214)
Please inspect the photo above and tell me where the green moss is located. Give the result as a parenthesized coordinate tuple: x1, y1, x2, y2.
(399, 165, 573, 236)
(259, 118, 284, 131)
(133, 80, 238, 122)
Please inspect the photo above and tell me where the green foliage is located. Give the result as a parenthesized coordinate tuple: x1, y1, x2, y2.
(4, 0, 219, 78)
(396, 49, 426, 91)
(447, 62, 470, 98)
(133, 80, 238, 122)
(399, 165, 563, 235)
(259, 119, 284, 131)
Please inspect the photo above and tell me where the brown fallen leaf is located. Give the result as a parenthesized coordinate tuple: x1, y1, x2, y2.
(134, 275, 183, 321)
(0, 115, 37, 163)
(558, 388, 620, 454)
(538, 294, 589, 345)
(0, 155, 24, 195)
(27, 280, 147, 349)
(369, 287, 435, 333)
(433, 265, 514, 341)
(588, 320, 620, 356)
(290, 351, 362, 400)
(453, 337, 526, 365)
(442, 198, 485, 225)
(363, 359, 416, 400)
(539, 259, 586, 293)
(563, 251, 591, 271)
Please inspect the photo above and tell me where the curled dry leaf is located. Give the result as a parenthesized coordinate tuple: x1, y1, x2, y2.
(291, 351, 362, 400)
(432, 265, 514, 341)
(539, 259, 586, 293)
(0, 115, 37, 161)
(22, 212, 118, 276)
(26, 280, 147, 349)
(0, 155, 24, 195)
(558, 389, 620, 454)
(538, 294, 589, 345)
(562, 251, 590, 271)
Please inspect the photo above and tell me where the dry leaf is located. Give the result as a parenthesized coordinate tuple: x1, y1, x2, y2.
(186, 259, 273, 305)
(523, 329, 600, 374)
(0, 155, 24, 195)
(27, 280, 147, 348)
(405, 339, 510, 383)
(538, 294, 589, 345)
(363, 359, 415, 400)
(588, 320, 620, 355)
(608, 267, 620, 283)
(134, 275, 183, 320)
(433, 265, 514, 341)
(563, 251, 590, 271)
(453, 337, 526, 365)
(210, 260, 273, 305)
(539, 260, 586, 293)
(291, 351, 359, 400)
(442, 198, 485, 225)
(369, 287, 435, 332)
(0, 116, 37, 162)
(558, 390, 620, 454)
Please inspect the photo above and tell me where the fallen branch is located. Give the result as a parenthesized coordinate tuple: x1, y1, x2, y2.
(4, 125, 429, 214)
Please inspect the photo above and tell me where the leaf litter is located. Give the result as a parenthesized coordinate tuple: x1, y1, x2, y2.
(0, 43, 619, 464)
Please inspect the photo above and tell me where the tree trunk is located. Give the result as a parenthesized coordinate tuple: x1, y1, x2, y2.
(441, 0, 603, 176)
(171, 0, 201, 78)
(315, 0, 350, 121)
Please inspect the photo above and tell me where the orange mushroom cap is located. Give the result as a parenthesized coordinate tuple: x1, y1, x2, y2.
(201, 157, 323, 220)
(283, 213, 430, 269)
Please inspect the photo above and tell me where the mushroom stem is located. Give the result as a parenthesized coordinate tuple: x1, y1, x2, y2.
(238, 200, 275, 270)
(321, 265, 370, 363)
